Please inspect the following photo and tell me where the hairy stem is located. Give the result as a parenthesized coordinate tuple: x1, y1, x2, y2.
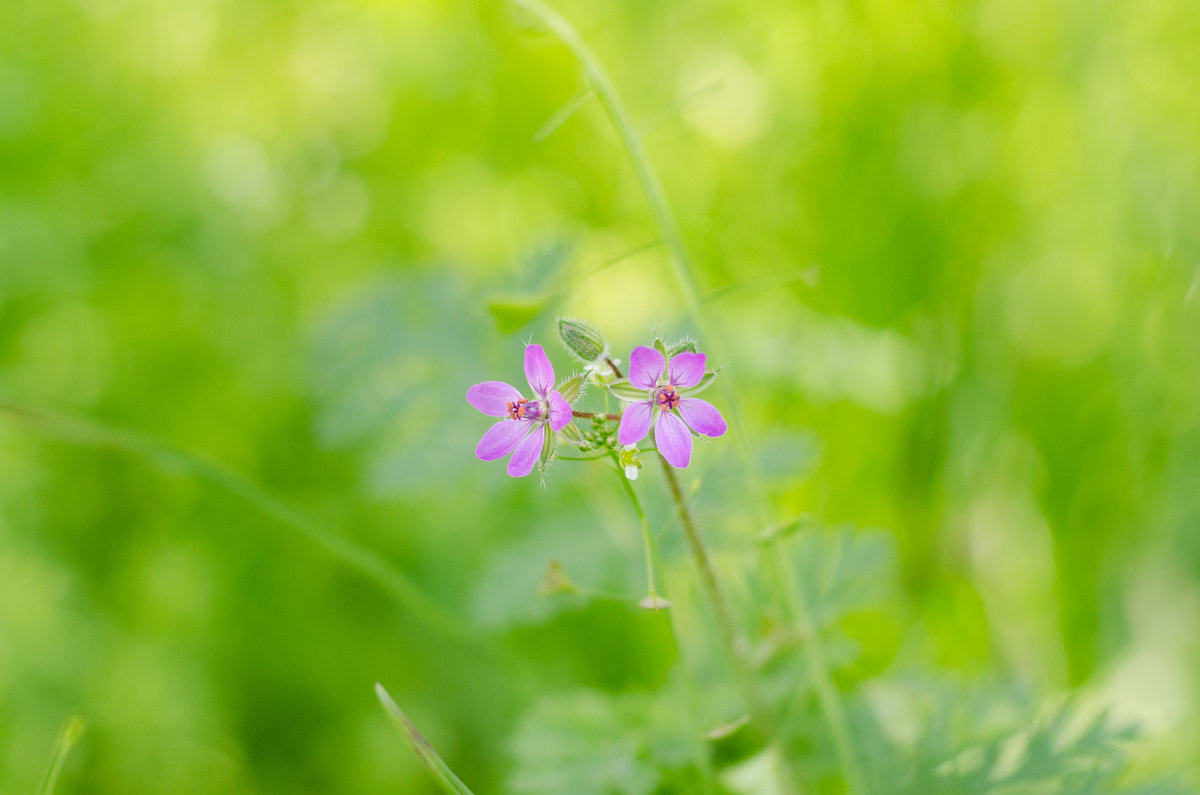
(608, 456, 716, 792)
(605, 357, 624, 379)
(571, 410, 621, 421)
(658, 455, 764, 722)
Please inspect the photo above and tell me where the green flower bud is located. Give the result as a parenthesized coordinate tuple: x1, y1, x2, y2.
(558, 318, 609, 363)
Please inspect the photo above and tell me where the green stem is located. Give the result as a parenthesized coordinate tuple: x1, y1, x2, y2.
(609, 451, 661, 602)
(0, 399, 502, 671)
(376, 684, 476, 795)
(40, 714, 87, 795)
(511, 0, 703, 322)
(512, 2, 861, 789)
(773, 552, 866, 794)
(572, 410, 621, 420)
(658, 455, 765, 722)
(607, 453, 715, 792)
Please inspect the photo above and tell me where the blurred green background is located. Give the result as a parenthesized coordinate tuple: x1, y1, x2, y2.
(2, 0, 1200, 791)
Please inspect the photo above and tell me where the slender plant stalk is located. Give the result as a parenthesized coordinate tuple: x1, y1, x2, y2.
(773, 551, 866, 794)
(658, 455, 765, 722)
(608, 457, 716, 793)
(608, 451, 662, 603)
(511, 0, 703, 322)
(375, 684, 476, 795)
(39, 714, 88, 795)
(572, 410, 621, 421)
(511, 3, 865, 790)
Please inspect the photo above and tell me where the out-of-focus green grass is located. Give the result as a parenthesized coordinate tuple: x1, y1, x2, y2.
(1, 0, 1199, 791)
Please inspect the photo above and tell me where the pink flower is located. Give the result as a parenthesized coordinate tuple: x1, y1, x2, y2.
(617, 346, 727, 468)
(466, 344, 573, 477)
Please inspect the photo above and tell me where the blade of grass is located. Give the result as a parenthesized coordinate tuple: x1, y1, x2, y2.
(40, 714, 88, 795)
(0, 400, 475, 657)
(533, 85, 595, 142)
(375, 683, 476, 795)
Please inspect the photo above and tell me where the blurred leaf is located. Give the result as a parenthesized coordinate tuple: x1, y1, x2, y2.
(488, 295, 550, 334)
(853, 680, 1190, 795)
(508, 690, 698, 795)
(376, 684, 476, 795)
(40, 713, 87, 795)
(470, 525, 621, 630)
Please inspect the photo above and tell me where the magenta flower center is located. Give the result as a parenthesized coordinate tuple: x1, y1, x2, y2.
(654, 385, 680, 412)
(507, 398, 544, 421)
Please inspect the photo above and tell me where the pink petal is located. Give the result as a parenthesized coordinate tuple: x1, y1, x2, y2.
(628, 346, 665, 390)
(655, 411, 693, 468)
(507, 423, 545, 477)
(476, 420, 529, 461)
(466, 381, 523, 417)
(618, 401, 654, 446)
(678, 398, 727, 437)
(667, 352, 706, 388)
(548, 390, 572, 432)
(524, 344, 556, 398)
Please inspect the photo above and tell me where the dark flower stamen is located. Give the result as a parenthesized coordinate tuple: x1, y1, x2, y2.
(654, 385, 680, 411)
(507, 398, 543, 420)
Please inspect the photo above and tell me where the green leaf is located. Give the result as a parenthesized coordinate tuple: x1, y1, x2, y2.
(607, 379, 648, 402)
(488, 295, 549, 334)
(40, 713, 88, 795)
(375, 684, 476, 795)
(508, 690, 699, 795)
(652, 338, 668, 358)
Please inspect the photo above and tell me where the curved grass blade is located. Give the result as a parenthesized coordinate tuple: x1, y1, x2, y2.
(533, 85, 594, 142)
(0, 399, 468, 650)
(40, 714, 88, 795)
(374, 683, 475, 795)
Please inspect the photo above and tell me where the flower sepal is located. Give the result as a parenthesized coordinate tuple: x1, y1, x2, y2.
(539, 425, 558, 471)
(666, 337, 697, 358)
(678, 367, 721, 397)
(557, 420, 586, 448)
(557, 374, 586, 404)
(605, 378, 648, 403)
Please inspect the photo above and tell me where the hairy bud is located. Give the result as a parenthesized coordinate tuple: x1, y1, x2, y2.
(558, 318, 609, 363)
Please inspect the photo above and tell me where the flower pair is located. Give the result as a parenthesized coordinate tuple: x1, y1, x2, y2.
(467, 341, 727, 477)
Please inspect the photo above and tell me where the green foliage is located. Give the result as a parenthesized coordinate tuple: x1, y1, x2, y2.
(3, 0, 1200, 790)
(508, 689, 699, 795)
